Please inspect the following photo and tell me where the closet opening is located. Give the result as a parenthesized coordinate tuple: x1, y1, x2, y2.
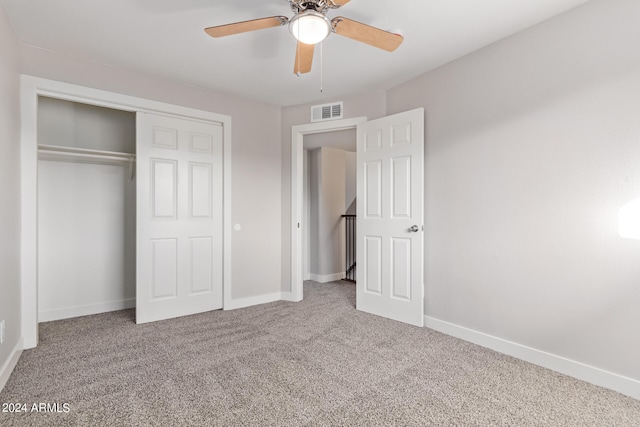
(37, 96, 137, 322)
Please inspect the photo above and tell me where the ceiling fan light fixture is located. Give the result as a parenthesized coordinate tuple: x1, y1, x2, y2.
(289, 10, 331, 45)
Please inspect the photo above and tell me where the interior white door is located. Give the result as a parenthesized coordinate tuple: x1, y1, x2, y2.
(136, 112, 223, 324)
(356, 108, 424, 326)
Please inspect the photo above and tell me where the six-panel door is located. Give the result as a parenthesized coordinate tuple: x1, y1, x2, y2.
(136, 113, 223, 324)
(356, 108, 424, 326)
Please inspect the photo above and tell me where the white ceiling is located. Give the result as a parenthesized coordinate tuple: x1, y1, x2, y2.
(1, 0, 590, 107)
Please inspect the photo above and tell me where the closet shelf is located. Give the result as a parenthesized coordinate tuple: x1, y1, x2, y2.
(38, 144, 137, 180)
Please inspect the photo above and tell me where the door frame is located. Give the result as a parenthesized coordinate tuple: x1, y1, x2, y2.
(289, 116, 367, 301)
(20, 75, 232, 348)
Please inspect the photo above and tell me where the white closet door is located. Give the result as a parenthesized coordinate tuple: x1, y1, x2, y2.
(136, 112, 223, 324)
(356, 108, 424, 326)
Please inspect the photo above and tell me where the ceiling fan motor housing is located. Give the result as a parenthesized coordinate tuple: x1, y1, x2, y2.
(289, 0, 339, 14)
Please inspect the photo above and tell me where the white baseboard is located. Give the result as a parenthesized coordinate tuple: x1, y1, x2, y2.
(281, 292, 299, 302)
(425, 316, 640, 401)
(309, 272, 344, 283)
(0, 337, 23, 393)
(39, 298, 136, 322)
(224, 292, 282, 310)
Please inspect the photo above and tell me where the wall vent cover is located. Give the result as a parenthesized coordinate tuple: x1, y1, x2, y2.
(311, 102, 343, 122)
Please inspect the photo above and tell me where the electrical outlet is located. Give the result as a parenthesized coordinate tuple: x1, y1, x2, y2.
(0, 320, 4, 344)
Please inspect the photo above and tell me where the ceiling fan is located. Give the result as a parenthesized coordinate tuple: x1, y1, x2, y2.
(204, 0, 404, 75)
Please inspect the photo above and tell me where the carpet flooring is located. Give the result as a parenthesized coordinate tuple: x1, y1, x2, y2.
(1, 281, 639, 426)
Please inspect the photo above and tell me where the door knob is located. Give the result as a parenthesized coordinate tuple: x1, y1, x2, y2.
(409, 225, 419, 232)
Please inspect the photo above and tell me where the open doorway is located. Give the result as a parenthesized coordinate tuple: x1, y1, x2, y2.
(303, 131, 356, 283)
(290, 117, 366, 301)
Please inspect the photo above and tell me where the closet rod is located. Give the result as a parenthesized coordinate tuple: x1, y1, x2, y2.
(39, 150, 135, 163)
(38, 145, 136, 180)
(38, 144, 135, 160)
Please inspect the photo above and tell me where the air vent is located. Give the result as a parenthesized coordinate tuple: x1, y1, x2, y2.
(310, 102, 343, 122)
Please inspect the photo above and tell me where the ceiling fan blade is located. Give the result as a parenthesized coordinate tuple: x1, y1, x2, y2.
(205, 16, 288, 38)
(331, 17, 403, 52)
(294, 41, 314, 75)
(329, 0, 351, 6)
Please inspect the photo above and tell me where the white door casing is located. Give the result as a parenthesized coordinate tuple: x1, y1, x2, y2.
(290, 117, 367, 301)
(137, 112, 223, 323)
(356, 108, 424, 326)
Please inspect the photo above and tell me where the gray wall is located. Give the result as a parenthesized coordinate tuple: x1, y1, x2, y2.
(308, 149, 320, 275)
(20, 44, 283, 301)
(0, 5, 21, 376)
(345, 151, 356, 214)
(320, 148, 347, 276)
(387, 0, 640, 380)
(308, 147, 347, 277)
(305, 147, 355, 279)
(303, 149, 311, 279)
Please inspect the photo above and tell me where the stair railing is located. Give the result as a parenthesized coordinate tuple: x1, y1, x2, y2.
(341, 214, 356, 282)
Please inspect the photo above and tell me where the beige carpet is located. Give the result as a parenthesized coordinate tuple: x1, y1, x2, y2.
(1, 281, 639, 426)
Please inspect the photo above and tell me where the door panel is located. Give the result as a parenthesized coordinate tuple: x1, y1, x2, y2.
(391, 237, 412, 300)
(151, 238, 178, 300)
(137, 112, 223, 324)
(364, 129, 382, 151)
(365, 160, 382, 218)
(356, 108, 424, 326)
(364, 236, 382, 294)
(190, 162, 212, 218)
(190, 237, 213, 294)
(189, 132, 214, 153)
(152, 127, 178, 149)
(391, 156, 411, 218)
(152, 159, 177, 218)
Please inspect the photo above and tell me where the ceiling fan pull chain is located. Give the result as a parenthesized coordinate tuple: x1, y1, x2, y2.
(296, 22, 301, 77)
(320, 41, 324, 92)
(296, 41, 300, 77)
